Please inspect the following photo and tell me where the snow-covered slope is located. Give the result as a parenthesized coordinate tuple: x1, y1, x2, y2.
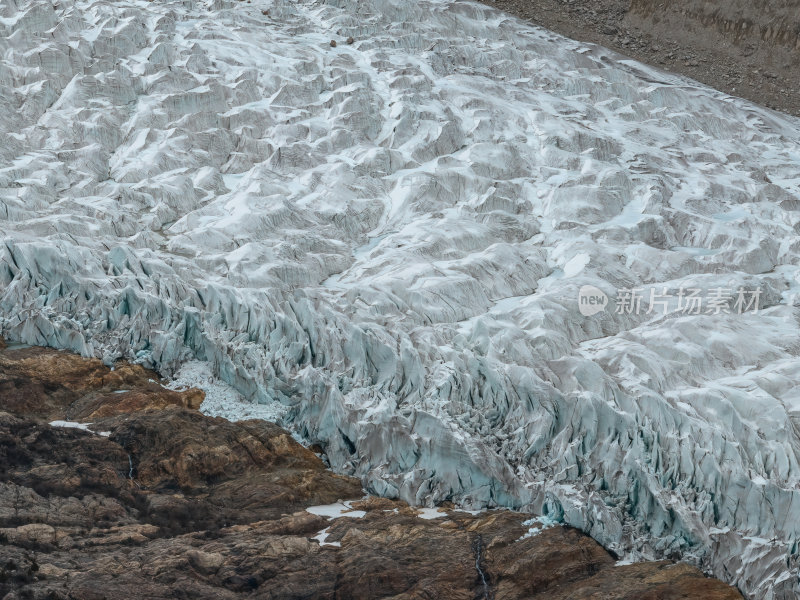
(2, 0, 800, 596)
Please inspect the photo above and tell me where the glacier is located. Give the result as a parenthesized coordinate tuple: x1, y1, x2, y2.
(2, 0, 800, 596)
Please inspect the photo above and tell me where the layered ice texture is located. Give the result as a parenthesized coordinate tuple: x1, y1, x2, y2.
(2, 0, 800, 596)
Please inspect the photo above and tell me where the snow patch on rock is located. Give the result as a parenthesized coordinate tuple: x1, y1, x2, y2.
(49, 421, 111, 437)
(519, 515, 559, 540)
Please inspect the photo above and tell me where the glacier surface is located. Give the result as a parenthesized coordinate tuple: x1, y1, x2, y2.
(2, 0, 800, 596)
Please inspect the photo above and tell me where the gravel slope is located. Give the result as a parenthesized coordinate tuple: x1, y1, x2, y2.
(480, 0, 800, 116)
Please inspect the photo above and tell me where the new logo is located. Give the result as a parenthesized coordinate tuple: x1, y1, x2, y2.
(578, 285, 608, 316)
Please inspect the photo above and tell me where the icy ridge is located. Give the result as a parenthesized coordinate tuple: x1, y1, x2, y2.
(2, 0, 800, 596)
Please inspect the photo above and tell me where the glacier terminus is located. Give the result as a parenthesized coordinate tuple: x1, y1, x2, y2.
(2, 0, 800, 596)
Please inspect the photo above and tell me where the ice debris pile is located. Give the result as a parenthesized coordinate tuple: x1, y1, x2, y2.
(2, 0, 800, 596)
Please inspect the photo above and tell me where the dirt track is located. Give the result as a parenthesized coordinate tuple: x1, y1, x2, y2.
(479, 0, 800, 117)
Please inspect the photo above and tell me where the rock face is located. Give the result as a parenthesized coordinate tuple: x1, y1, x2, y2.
(0, 343, 741, 599)
(1, 0, 800, 597)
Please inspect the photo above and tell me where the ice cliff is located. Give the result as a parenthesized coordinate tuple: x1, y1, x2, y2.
(2, 0, 800, 596)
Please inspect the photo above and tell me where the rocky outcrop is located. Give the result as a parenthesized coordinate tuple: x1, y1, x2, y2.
(0, 345, 204, 420)
(0, 342, 741, 599)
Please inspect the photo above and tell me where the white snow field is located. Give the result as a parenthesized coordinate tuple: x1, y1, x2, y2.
(2, 0, 800, 595)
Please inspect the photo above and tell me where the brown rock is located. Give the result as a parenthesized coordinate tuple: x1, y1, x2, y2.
(0, 345, 203, 420)
(350, 496, 397, 511)
(187, 549, 225, 573)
